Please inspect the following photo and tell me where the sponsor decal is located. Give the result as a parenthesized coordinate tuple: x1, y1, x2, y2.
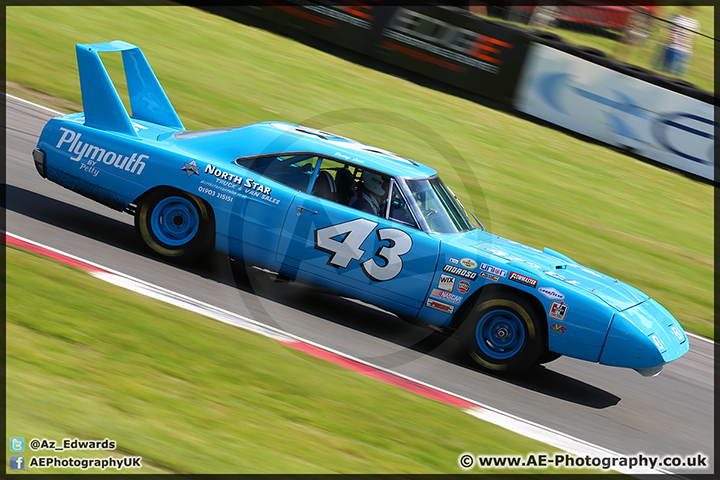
(551, 323, 566, 334)
(438, 274, 455, 292)
(479, 272, 499, 282)
(181, 160, 200, 177)
(549, 301, 568, 321)
(56, 127, 147, 176)
(449, 258, 459, 264)
(430, 289, 463, 306)
(509, 271, 538, 288)
(426, 298, 454, 314)
(538, 287, 564, 301)
(457, 281, 470, 294)
(201, 164, 280, 205)
(460, 258, 478, 269)
(480, 263, 507, 277)
(442, 264, 477, 280)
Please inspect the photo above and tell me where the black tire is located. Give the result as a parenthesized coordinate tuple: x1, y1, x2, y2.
(614, 62, 655, 83)
(459, 294, 545, 375)
(135, 188, 214, 263)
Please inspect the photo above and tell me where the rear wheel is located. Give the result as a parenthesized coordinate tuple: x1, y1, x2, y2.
(459, 294, 544, 375)
(135, 188, 214, 262)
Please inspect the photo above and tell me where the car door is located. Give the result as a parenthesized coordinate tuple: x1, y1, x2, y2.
(225, 154, 318, 267)
(277, 166, 440, 314)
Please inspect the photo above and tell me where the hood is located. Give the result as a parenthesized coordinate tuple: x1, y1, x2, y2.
(447, 230, 648, 311)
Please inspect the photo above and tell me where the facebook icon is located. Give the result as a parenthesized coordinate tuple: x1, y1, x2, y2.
(10, 455, 25, 470)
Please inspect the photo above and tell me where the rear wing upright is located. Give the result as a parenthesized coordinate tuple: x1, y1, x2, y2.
(76, 40, 184, 136)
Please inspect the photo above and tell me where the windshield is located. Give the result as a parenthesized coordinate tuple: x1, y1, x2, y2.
(405, 176, 480, 234)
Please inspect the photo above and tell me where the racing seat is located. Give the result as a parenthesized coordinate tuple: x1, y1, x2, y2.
(334, 168, 356, 206)
(312, 170, 336, 202)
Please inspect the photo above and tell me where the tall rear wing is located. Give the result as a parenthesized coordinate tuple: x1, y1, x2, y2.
(76, 40, 184, 136)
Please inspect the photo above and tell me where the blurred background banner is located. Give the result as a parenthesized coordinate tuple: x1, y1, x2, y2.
(368, 6, 531, 104)
(239, 2, 393, 55)
(239, 2, 532, 104)
(225, 1, 714, 182)
(514, 43, 714, 181)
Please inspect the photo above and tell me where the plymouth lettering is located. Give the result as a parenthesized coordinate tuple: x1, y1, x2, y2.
(56, 127, 147, 175)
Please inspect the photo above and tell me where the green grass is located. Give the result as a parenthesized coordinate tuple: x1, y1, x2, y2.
(6, 245, 603, 474)
(5, 4, 713, 340)
(483, 5, 715, 92)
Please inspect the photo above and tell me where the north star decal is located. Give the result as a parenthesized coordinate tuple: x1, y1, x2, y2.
(56, 127, 147, 175)
(442, 264, 477, 280)
(182, 160, 200, 177)
(204, 164, 243, 185)
(204, 164, 272, 194)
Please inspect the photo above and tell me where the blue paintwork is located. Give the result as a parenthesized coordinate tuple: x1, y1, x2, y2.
(33, 41, 690, 374)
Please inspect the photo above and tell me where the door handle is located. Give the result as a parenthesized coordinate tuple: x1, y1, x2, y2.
(297, 206, 318, 215)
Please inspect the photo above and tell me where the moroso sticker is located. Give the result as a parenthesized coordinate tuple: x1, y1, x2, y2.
(538, 287, 564, 301)
(442, 264, 477, 280)
(457, 281, 470, 294)
(480, 263, 507, 277)
(430, 289, 463, 305)
(460, 258, 478, 269)
(509, 271, 538, 288)
(551, 323, 566, 334)
(438, 274, 455, 292)
(426, 298, 454, 314)
(549, 301, 568, 321)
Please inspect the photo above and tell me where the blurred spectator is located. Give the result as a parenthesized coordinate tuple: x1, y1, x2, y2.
(657, 4, 699, 77)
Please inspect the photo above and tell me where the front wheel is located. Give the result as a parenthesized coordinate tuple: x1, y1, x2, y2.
(135, 189, 214, 262)
(459, 295, 544, 375)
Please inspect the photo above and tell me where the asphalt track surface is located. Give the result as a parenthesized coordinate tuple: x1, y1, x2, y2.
(6, 96, 714, 475)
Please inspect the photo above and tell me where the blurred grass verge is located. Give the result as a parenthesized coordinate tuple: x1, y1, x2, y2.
(6, 246, 603, 474)
(5, 4, 712, 340)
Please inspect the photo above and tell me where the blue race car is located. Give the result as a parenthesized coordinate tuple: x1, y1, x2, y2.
(32, 41, 689, 376)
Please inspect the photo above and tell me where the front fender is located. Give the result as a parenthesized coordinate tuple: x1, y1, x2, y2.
(599, 298, 689, 370)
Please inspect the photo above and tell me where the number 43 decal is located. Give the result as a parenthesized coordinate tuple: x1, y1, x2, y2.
(314, 218, 413, 282)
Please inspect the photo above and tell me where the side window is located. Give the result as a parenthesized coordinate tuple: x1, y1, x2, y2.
(387, 181, 418, 229)
(312, 158, 359, 205)
(307, 157, 419, 229)
(236, 154, 320, 192)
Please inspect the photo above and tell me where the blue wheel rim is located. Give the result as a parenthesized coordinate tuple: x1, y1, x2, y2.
(475, 309, 526, 360)
(150, 196, 199, 247)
